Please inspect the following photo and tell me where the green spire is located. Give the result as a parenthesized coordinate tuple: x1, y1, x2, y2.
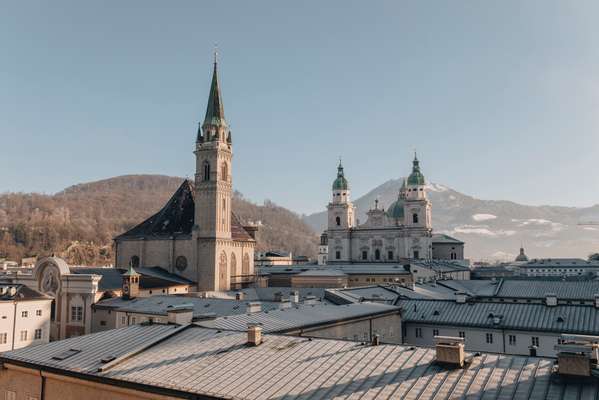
(407, 152, 426, 186)
(332, 159, 349, 190)
(203, 52, 227, 128)
(123, 263, 140, 277)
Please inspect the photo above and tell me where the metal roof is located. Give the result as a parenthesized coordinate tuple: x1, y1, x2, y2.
(399, 299, 599, 335)
(431, 233, 464, 244)
(70, 266, 193, 291)
(0, 284, 51, 301)
(196, 302, 399, 333)
(93, 295, 285, 318)
(520, 258, 599, 269)
(3, 324, 598, 399)
(494, 280, 599, 300)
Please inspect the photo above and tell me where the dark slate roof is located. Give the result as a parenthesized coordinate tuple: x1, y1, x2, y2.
(0, 284, 51, 301)
(114, 179, 253, 242)
(494, 280, 599, 300)
(70, 266, 193, 291)
(521, 258, 599, 268)
(399, 299, 599, 335)
(3, 324, 599, 399)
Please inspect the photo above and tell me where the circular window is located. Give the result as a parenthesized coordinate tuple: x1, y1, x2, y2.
(175, 256, 188, 272)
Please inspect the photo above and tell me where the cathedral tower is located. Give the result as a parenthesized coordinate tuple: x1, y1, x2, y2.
(194, 55, 232, 239)
(404, 153, 433, 258)
(327, 161, 355, 230)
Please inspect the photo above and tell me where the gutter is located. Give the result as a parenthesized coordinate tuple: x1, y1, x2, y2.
(11, 300, 17, 351)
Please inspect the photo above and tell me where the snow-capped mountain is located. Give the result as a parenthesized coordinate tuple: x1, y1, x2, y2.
(303, 178, 599, 261)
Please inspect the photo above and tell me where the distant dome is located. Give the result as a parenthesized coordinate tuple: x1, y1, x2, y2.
(386, 199, 405, 220)
(515, 247, 529, 262)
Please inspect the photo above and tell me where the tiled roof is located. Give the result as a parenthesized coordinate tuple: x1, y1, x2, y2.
(3, 324, 598, 399)
(399, 299, 599, 335)
(0, 284, 51, 301)
(115, 179, 254, 242)
(197, 302, 399, 333)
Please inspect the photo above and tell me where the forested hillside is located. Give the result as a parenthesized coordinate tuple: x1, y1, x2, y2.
(0, 175, 318, 265)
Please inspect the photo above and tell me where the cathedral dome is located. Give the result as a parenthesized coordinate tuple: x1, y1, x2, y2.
(332, 162, 349, 190)
(386, 199, 405, 220)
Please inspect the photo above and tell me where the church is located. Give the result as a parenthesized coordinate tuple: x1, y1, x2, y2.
(326, 155, 463, 263)
(113, 57, 257, 291)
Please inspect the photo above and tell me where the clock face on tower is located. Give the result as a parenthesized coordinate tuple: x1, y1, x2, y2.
(123, 282, 130, 294)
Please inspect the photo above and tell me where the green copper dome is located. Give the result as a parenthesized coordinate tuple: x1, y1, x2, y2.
(407, 154, 426, 186)
(386, 199, 405, 220)
(332, 162, 349, 190)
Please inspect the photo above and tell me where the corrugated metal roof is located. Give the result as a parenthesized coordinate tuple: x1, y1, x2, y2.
(496, 280, 599, 300)
(196, 302, 399, 333)
(400, 299, 599, 334)
(3, 325, 598, 399)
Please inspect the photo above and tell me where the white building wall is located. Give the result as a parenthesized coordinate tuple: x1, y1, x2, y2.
(0, 299, 51, 352)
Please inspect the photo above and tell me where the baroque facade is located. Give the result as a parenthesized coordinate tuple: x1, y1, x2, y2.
(114, 57, 256, 291)
(327, 155, 434, 263)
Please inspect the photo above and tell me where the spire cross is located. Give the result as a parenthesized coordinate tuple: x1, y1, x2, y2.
(213, 44, 218, 65)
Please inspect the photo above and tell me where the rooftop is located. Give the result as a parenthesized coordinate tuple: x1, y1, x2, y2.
(0, 284, 50, 301)
(3, 324, 596, 399)
(70, 266, 193, 291)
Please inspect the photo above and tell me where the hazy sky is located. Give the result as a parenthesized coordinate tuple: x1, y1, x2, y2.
(2, 1, 599, 214)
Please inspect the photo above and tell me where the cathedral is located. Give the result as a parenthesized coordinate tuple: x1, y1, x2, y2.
(326, 155, 437, 263)
(114, 57, 257, 291)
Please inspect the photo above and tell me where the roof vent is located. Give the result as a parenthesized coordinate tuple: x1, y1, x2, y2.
(279, 299, 292, 309)
(594, 294, 599, 309)
(290, 290, 299, 303)
(247, 324, 262, 346)
(555, 334, 599, 377)
(455, 292, 467, 304)
(434, 336, 465, 368)
(545, 293, 558, 307)
(246, 302, 262, 314)
(371, 334, 380, 346)
(235, 292, 244, 301)
(274, 292, 283, 302)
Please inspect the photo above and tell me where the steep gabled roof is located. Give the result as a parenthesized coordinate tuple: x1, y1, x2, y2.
(115, 180, 254, 242)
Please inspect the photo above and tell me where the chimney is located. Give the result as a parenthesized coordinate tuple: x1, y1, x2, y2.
(279, 299, 292, 309)
(434, 336, 465, 368)
(235, 292, 244, 301)
(167, 304, 194, 325)
(545, 293, 558, 307)
(243, 225, 259, 240)
(555, 334, 599, 377)
(304, 295, 317, 305)
(247, 324, 262, 346)
(246, 301, 262, 314)
(290, 290, 300, 303)
(594, 294, 599, 309)
(371, 334, 380, 346)
(274, 292, 283, 302)
(455, 292, 467, 304)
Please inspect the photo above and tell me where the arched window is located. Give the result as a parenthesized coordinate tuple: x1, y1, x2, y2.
(336, 216, 341, 226)
(218, 252, 228, 291)
(412, 213, 419, 224)
(242, 254, 250, 276)
(175, 256, 187, 272)
(221, 162, 228, 181)
(375, 249, 381, 260)
(203, 161, 210, 181)
(230, 253, 237, 277)
(130, 256, 140, 269)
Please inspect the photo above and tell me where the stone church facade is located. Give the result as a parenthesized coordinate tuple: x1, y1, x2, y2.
(114, 57, 256, 291)
(327, 156, 435, 264)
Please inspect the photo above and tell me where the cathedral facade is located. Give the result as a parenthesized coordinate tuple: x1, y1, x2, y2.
(327, 156, 434, 264)
(114, 58, 256, 291)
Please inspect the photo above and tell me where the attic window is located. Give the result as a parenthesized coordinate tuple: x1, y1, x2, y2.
(557, 316, 564, 323)
(52, 349, 81, 361)
(433, 310, 440, 316)
(101, 355, 117, 363)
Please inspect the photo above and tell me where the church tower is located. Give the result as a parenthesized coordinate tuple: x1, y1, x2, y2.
(404, 153, 433, 258)
(194, 54, 232, 240)
(327, 161, 355, 230)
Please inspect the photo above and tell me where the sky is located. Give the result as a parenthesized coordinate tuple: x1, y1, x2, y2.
(2, 1, 599, 215)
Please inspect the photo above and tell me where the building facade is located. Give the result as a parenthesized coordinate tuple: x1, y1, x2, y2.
(114, 57, 256, 292)
(326, 156, 436, 264)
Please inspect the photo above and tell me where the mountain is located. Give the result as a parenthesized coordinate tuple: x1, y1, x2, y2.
(0, 175, 318, 266)
(303, 178, 599, 261)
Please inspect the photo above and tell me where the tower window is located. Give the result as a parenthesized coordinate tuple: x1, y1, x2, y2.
(362, 251, 367, 260)
(375, 249, 381, 260)
(203, 161, 210, 181)
(412, 213, 419, 224)
(413, 250, 420, 259)
(335, 251, 341, 260)
(221, 163, 228, 181)
(388, 250, 394, 260)
(335, 216, 341, 226)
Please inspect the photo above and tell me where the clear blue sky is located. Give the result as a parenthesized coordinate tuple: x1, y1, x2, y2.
(2, 1, 599, 214)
